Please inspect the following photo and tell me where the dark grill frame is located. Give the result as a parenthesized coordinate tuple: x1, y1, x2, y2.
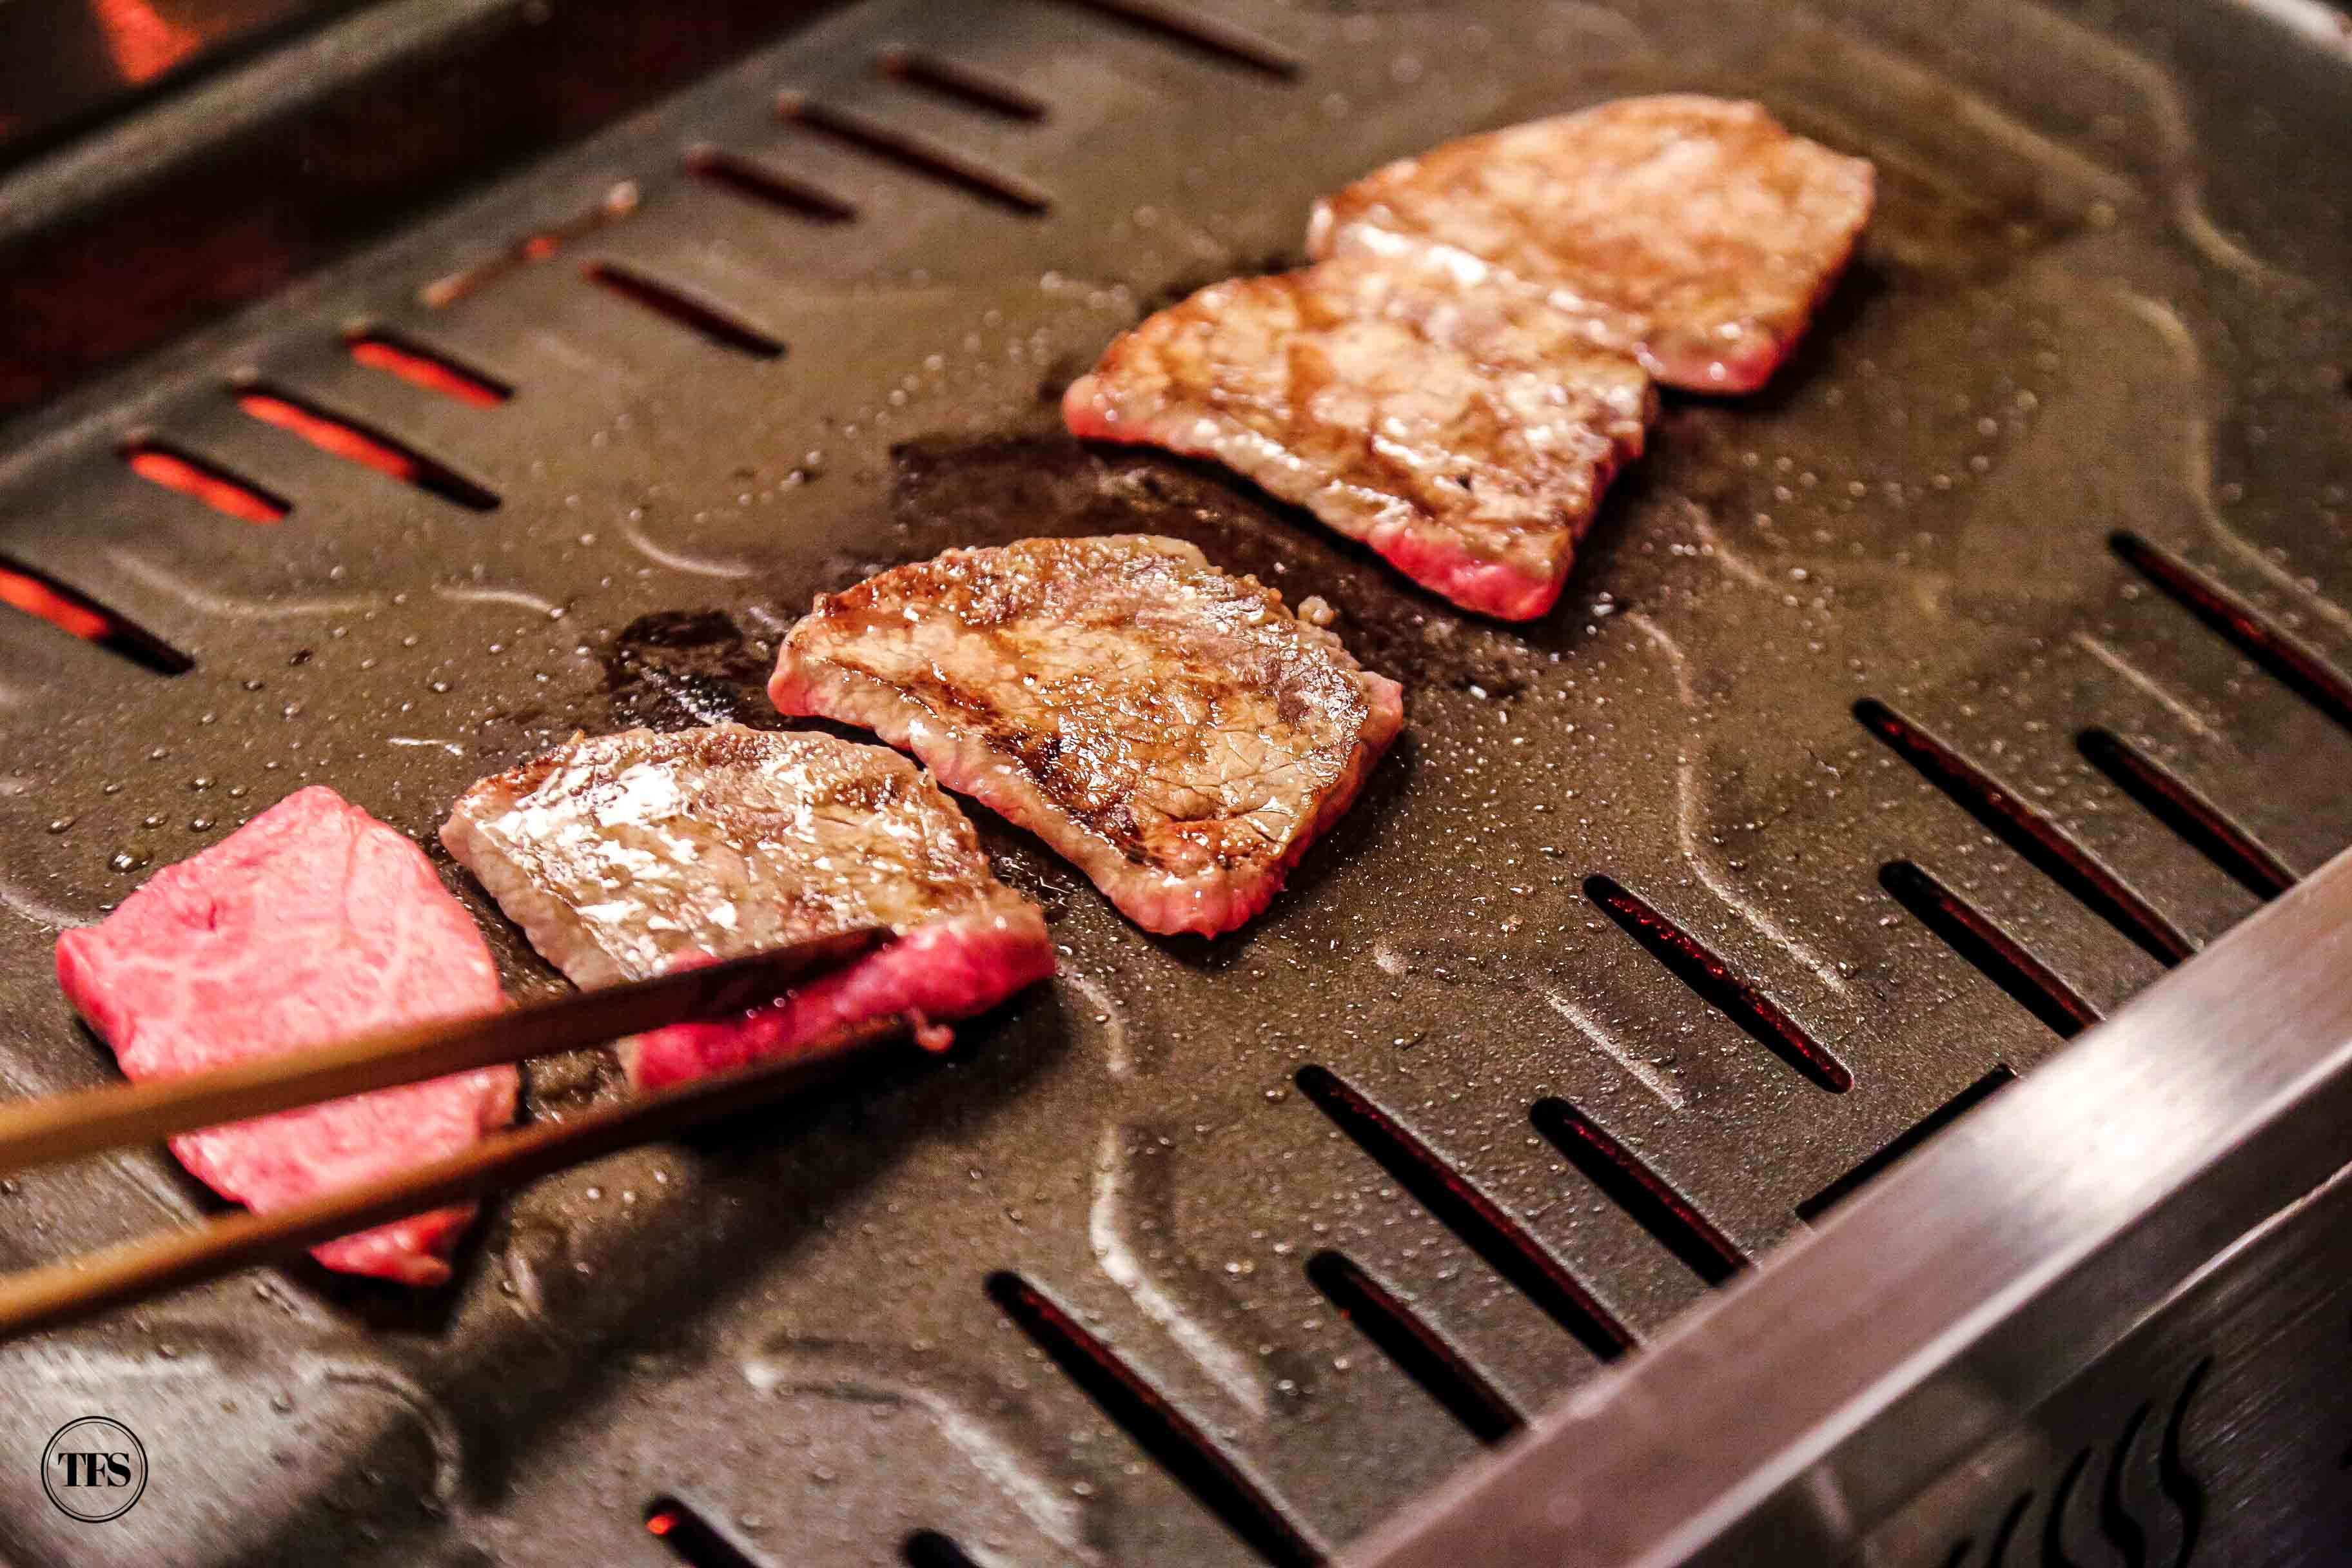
(1, 1, 2349, 1564)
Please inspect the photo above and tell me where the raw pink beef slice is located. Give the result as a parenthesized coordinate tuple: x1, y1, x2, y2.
(440, 724, 1055, 1090)
(1309, 95, 1876, 393)
(769, 535, 1405, 936)
(54, 785, 515, 1286)
(1063, 255, 1652, 620)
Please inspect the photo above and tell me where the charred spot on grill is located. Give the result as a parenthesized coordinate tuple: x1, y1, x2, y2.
(600, 609, 779, 731)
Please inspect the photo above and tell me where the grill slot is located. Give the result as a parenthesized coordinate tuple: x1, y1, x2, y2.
(1877, 861, 2101, 1039)
(231, 384, 501, 510)
(686, 146, 861, 223)
(877, 48, 1048, 122)
(900, 1531, 983, 1568)
(778, 95, 1052, 215)
(1294, 1065, 1634, 1362)
(644, 1496, 771, 1568)
(1304, 1250, 1525, 1446)
(121, 440, 289, 524)
(2077, 728, 2295, 901)
(1052, 0, 1301, 77)
(1527, 1100, 1746, 1287)
(983, 1270, 1324, 1568)
(2110, 531, 2352, 735)
(1583, 875, 1854, 1093)
(1796, 1066, 2018, 1224)
(419, 182, 642, 308)
(0, 557, 193, 674)
(346, 331, 513, 407)
(580, 263, 787, 358)
(1855, 698, 2194, 967)
(1981, 1491, 2034, 1568)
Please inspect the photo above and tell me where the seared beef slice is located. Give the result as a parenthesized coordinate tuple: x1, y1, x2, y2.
(1311, 95, 1874, 392)
(769, 536, 1404, 936)
(442, 725, 1054, 1088)
(1064, 255, 1651, 620)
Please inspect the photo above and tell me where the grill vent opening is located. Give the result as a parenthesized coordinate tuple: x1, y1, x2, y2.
(1582, 874, 1853, 1093)
(1878, 861, 2099, 1039)
(1051, 0, 1302, 77)
(1294, 1065, 1633, 1360)
(900, 1531, 982, 1568)
(233, 385, 500, 510)
(2043, 1448, 2095, 1567)
(1984, 1491, 2034, 1568)
(686, 146, 859, 222)
(581, 264, 786, 358)
(644, 1496, 771, 1568)
(2112, 531, 2352, 734)
(778, 96, 1051, 214)
(0, 557, 194, 674)
(1796, 1064, 2017, 1224)
(420, 181, 640, 308)
(2076, 727, 2295, 899)
(121, 440, 289, 524)
(877, 48, 1048, 121)
(1527, 1099, 1745, 1286)
(1303, 1250, 1524, 1445)
(983, 1271, 1323, 1568)
(1855, 698, 2192, 966)
(346, 331, 512, 406)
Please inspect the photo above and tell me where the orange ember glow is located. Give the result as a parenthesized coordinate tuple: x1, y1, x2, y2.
(0, 567, 111, 642)
(125, 446, 288, 523)
(348, 338, 510, 407)
(237, 393, 420, 482)
(645, 1511, 678, 1538)
(93, 0, 201, 84)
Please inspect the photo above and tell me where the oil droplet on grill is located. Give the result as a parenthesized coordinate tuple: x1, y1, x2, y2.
(46, 818, 72, 834)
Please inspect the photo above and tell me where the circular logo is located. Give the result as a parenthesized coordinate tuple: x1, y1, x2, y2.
(41, 1416, 146, 1522)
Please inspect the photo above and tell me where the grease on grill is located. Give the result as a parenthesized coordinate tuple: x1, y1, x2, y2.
(600, 609, 780, 730)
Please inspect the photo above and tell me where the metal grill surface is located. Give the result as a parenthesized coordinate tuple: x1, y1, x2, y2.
(0, 2, 2347, 1564)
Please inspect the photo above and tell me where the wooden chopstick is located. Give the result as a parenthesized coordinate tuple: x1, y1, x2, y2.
(0, 1011, 912, 1342)
(0, 926, 886, 1181)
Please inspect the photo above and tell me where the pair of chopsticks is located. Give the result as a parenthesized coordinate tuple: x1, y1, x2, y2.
(0, 927, 902, 1341)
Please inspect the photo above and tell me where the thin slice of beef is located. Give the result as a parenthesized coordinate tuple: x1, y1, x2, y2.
(1309, 95, 1876, 392)
(768, 535, 1405, 936)
(1063, 255, 1652, 619)
(440, 725, 1054, 1089)
(54, 785, 515, 1287)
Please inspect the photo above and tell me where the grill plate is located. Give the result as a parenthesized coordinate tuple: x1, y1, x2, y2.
(1, 2, 2349, 1564)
